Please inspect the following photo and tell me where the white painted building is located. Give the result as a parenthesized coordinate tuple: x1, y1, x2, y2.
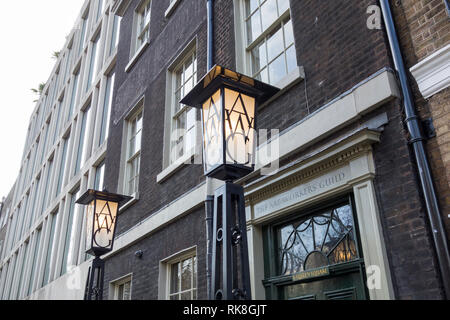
(0, 0, 120, 300)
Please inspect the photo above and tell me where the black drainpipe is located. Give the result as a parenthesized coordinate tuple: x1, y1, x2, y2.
(380, 0, 450, 299)
(205, 0, 214, 300)
(207, 0, 214, 70)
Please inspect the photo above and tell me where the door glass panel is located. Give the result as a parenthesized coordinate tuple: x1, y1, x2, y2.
(268, 199, 367, 301)
(277, 203, 358, 276)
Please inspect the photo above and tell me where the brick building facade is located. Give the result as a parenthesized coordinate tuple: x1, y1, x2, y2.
(0, 0, 449, 300)
(392, 0, 450, 235)
(98, 0, 449, 300)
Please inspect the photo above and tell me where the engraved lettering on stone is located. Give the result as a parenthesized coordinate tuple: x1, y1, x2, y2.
(254, 169, 348, 218)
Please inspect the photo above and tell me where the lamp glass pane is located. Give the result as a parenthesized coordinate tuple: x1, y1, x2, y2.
(86, 200, 95, 252)
(224, 88, 256, 166)
(92, 199, 118, 251)
(202, 89, 223, 172)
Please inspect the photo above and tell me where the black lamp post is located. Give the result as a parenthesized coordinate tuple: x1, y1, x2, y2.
(76, 189, 131, 300)
(181, 65, 279, 300)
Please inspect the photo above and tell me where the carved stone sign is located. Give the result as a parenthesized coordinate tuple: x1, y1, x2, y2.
(253, 167, 350, 219)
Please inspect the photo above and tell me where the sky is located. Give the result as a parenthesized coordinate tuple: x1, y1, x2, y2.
(0, 0, 86, 199)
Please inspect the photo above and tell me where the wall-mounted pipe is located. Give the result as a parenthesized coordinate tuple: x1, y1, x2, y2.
(205, 0, 214, 300)
(380, 0, 450, 299)
(207, 0, 214, 70)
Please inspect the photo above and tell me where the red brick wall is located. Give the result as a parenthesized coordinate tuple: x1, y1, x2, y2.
(391, 0, 450, 235)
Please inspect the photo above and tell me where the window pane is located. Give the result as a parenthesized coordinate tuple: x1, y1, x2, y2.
(136, 113, 143, 131)
(186, 109, 196, 152)
(268, 54, 286, 84)
(251, 42, 267, 75)
(27, 230, 41, 296)
(74, 106, 91, 175)
(176, 70, 183, 91)
(96, 0, 104, 21)
(56, 137, 69, 196)
(94, 162, 105, 191)
(186, 108, 196, 130)
(256, 68, 269, 83)
(136, 132, 142, 154)
(118, 284, 124, 300)
(184, 77, 193, 97)
(181, 258, 192, 291)
(247, 12, 262, 44)
(99, 73, 115, 146)
(67, 73, 80, 122)
(284, 19, 294, 47)
(16, 242, 29, 299)
(128, 161, 135, 194)
(42, 161, 53, 212)
(286, 45, 297, 74)
(78, 17, 88, 55)
(185, 60, 194, 83)
(60, 190, 80, 276)
(246, 0, 259, 17)
(123, 281, 131, 300)
(109, 16, 121, 55)
(267, 27, 284, 62)
(136, 129, 142, 154)
(129, 137, 136, 159)
(170, 263, 179, 294)
(176, 112, 186, 136)
(42, 213, 58, 287)
(133, 156, 140, 193)
(86, 34, 100, 92)
(170, 51, 197, 163)
(277, 0, 290, 14)
(261, 0, 278, 30)
(193, 256, 197, 288)
(175, 89, 182, 113)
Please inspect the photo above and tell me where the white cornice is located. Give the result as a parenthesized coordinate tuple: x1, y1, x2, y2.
(411, 44, 450, 99)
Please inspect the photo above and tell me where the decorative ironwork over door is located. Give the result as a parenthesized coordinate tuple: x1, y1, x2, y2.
(278, 203, 359, 275)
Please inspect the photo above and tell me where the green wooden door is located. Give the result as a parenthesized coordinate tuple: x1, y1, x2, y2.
(263, 196, 368, 300)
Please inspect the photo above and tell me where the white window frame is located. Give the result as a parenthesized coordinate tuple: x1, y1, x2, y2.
(160, 247, 197, 301)
(86, 30, 102, 93)
(170, 50, 197, 164)
(234, 0, 303, 89)
(128, 0, 152, 66)
(94, 160, 106, 191)
(107, 14, 122, 58)
(109, 273, 133, 300)
(96, 0, 105, 22)
(121, 102, 144, 199)
(158, 40, 200, 183)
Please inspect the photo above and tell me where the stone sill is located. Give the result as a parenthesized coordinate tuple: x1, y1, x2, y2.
(119, 193, 139, 213)
(125, 41, 150, 73)
(157, 149, 197, 184)
(165, 0, 182, 18)
(259, 66, 305, 111)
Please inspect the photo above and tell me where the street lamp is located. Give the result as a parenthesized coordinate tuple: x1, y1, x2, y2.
(181, 65, 279, 300)
(76, 189, 132, 300)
